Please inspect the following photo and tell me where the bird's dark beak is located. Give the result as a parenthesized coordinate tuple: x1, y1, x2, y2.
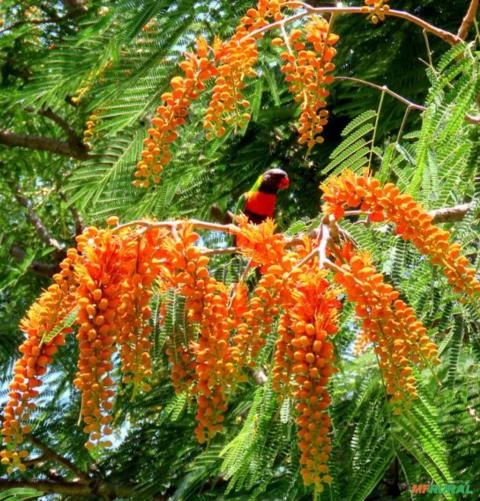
(279, 176, 290, 190)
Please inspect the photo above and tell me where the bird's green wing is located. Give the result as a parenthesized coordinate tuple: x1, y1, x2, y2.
(232, 192, 248, 217)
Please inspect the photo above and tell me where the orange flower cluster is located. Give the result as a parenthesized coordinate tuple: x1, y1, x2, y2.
(133, 38, 217, 188)
(74, 227, 138, 448)
(117, 229, 167, 392)
(204, 16, 260, 136)
(1, 251, 78, 471)
(160, 225, 234, 443)
(333, 248, 439, 405)
(363, 0, 390, 24)
(287, 269, 339, 492)
(276, 17, 338, 150)
(233, 216, 301, 371)
(204, 1, 290, 138)
(322, 170, 480, 297)
(234, 215, 305, 383)
(235, 218, 340, 491)
(72, 60, 113, 105)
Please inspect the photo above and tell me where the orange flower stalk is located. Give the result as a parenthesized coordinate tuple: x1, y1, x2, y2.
(160, 225, 234, 442)
(204, 1, 291, 138)
(205, 5, 265, 137)
(134, 38, 217, 187)
(289, 269, 339, 492)
(1, 251, 78, 471)
(236, 218, 340, 491)
(321, 170, 480, 298)
(332, 248, 439, 405)
(74, 226, 139, 448)
(277, 17, 338, 150)
(117, 228, 167, 392)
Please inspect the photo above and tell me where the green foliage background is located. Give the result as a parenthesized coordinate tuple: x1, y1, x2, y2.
(0, 1, 479, 499)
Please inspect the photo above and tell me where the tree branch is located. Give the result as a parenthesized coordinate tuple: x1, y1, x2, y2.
(27, 435, 89, 482)
(0, 478, 137, 498)
(59, 192, 85, 235)
(9, 184, 64, 251)
(0, 129, 90, 159)
(35, 107, 85, 151)
(335, 76, 480, 125)
(9, 245, 62, 277)
(465, 113, 480, 125)
(457, 0, 479, 40)
(430, 202, 477, 223)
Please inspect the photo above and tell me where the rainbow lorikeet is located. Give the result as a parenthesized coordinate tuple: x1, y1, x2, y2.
(235, 168, 290, 223)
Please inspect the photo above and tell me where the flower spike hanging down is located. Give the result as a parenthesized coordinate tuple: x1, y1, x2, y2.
(277, 17, 339, 150)
(321, 170, 480, 298)
(1, 251, 78, 472)
(332, 247, 439, 408)
(134, 38, 217, 188)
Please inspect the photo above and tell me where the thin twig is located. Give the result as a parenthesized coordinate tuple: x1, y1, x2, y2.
(465, 113, 480, 125)
(111, 200, 476, 259)
(59, 192, 85, 235)
(241, 4, 461, 45)
(335, 76, 426, 111)
(9, 245, 61, 277)
(341, 202, 478, 224)
(430, 202, 477, 223)
(113, 219, 239, 235)
(369, 86, 385, 168)
(336, 76, 480, 126)
(294, 246, 319, 269)
(457, 0, 479, 40)
(202, 246, 238, 256)
(422, 29, 433, 67)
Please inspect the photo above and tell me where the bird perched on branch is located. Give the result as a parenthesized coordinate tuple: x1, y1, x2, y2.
(239, 168, 290, 224)
(211, 168, 290, 224)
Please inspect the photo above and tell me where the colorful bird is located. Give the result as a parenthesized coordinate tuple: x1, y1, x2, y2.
(238, 168, 290, 224)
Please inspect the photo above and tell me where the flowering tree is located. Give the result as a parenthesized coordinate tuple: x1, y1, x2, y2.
(0, 0, 479, 499)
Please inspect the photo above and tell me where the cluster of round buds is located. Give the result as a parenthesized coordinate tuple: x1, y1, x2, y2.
(1, 251, 78, 471)
(362, 0, 390, 24)
(115, 225, 167, 393)
(204, 1, 289, 139)
(82, 111, 99, 148)
(134, 38, 217, 188)
(332, 248, 439, 408)
(161, 229, 207, 393)
(276, 17, 338, 150)
(231, 267, 287, 372)
(252, 0, 286, 22)
(233, 218, 312, 378)
(321, 170, 480, 297)
(160, 225, 234, 442)
(286, 269, 339, 492)
(73, 226, 138, 449)
(204, 29, 258, 137)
